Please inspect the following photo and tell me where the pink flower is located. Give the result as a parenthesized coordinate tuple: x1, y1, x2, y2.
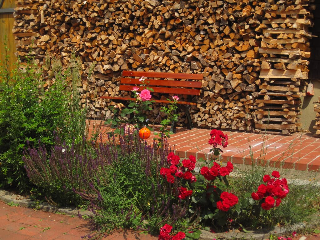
(132, 86, 139, 92)
(190, 175, 197, 183)
(172, 95, 179, 101)
(139, 89, 152, 101)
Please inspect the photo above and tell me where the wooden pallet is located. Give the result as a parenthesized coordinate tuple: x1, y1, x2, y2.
(255, 3, 313, 135)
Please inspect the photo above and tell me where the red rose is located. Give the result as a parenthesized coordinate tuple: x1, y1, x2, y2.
(217, 201, 230, 211)
(171, 155, 180, 166)
(217, 192, 238, 211)
(265, 196, 275, 206)
(209, 167, 219, 178)
(169, 165, 178, 174)
(159, 232, 170, 240)
(160, 168, 170, 176)
(175, 170, 184, 178)
(275, 198, 282, 207)
(261, 202, 272, 210)
(209, 129, 228, 148)
(161, 224, 172, 233)
(171, 232, 186, 240)
(182, 159, 195, 171)
(272, 171, 280, 178)
(201, 166, 216, 180)
(183, 171, 193, 180)
(167, 152, 180, 165)
(219, 167, 230, 176)
(263, 175, 271, 182)
(166, 174, 175, 184)
(178, 187, 193, 199)
(189, 155, 196, 163)
(251, 192, 260, 200)
(226, 162, 233, 172)
(257, 184, 267, 195)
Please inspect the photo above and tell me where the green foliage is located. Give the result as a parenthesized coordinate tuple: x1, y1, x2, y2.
(228, 165, 320, 230)
(80, 133, 188, 235)
(155, 96, 179, 140)
(106, 84, 153, 131)
(0, 54, 87, 192)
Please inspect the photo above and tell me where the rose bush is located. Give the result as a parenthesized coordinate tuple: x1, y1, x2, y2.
(251, 171, 289, 210)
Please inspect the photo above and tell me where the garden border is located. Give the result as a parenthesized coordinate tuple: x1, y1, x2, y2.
(1, 185, 319, 240)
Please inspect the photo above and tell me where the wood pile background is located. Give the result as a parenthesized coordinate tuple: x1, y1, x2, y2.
(315, 96, 320, 136)
(12, 0, 316, 134)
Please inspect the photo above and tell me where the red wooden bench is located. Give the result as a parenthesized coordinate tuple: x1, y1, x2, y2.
(101, 70, 203, 131)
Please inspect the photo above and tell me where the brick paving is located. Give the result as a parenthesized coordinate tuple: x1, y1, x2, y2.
(87, 120, 320, 173)
(0, 200, 157, 240)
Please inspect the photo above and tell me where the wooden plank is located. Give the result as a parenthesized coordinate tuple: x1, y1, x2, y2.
(258, 92, 301, 98)
(262, 38, 307, 44)
(119, 85, 201, 95)
(259, 85, 300, 92)
(255, 110, 298, 116)
(256, 99, 297, 105)
(122, 70, 203, 80)
(120, 78, 202, 88)
(0, 12, 16, 75)
(261, 57, 308, 65)
(13, 32, 37, 37)
(255, 123, 298, 130)
(268, 9, 311, 16)
(258, 117, 297, 123)
(1, 0, 15, 8)
(259, 69, 308, 79)
(262, 18, 312, 26)
(263, 29, 312, 38)
(259, 47, 302, 56)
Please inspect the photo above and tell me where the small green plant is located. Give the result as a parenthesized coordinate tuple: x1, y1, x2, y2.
(154, 95, 179, 142)
(106, 77, 153, 131)
(7, 201, 19, 207)
(0, 53, 88, 192)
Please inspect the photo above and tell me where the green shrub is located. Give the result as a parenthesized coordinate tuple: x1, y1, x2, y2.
(0, 55, 87, 192)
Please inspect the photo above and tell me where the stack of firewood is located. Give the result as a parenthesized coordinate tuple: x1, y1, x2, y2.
(255, 0, 313, 134)
(12, 0, 316, 133)
(314, 97, 320, 136)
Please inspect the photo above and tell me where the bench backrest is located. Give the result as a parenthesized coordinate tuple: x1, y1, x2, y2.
(120, 71, 203, 96)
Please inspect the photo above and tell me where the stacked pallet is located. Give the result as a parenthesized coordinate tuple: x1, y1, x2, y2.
(255, 1, 313, 134)
(314, 97, 320, 136)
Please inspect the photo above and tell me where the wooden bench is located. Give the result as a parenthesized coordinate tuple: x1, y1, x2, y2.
(101, 70, 203, 131)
